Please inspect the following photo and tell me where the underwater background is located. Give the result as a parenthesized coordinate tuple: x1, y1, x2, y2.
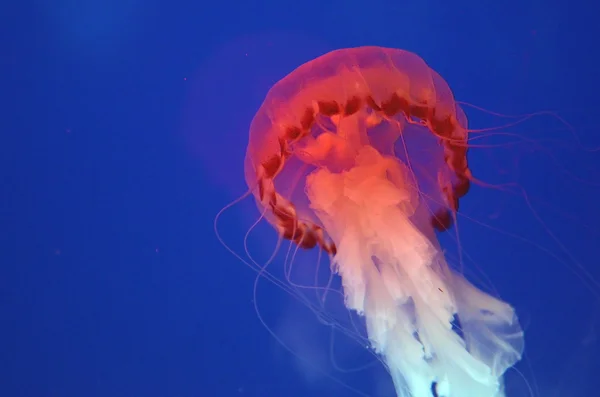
(2, 0, 599, 396)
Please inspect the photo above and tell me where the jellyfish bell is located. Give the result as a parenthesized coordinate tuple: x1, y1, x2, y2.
(238, 46, 524, 397)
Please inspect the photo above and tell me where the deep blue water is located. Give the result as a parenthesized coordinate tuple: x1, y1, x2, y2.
(2, 1, 600, 396)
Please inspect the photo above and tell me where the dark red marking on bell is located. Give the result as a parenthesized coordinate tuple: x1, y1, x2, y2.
(454, 178, 471, 198)
(258, 180, 265, 201)
(431, 116, 454, 136)
(327, 243, 337, 256)
(410, 105, 430, 120)
(365, 95, 381, 111)
(432, 210, 453, 231)
(295, 225, 318, 249)
(300, 107, 315, 130)
(261, 155, 282, 179)
(277, 137, 291, 159)
(318, 100, 340, 116)
(381, 93, 409, 117)
(286, 126, 303, 140)
(281, 223, 302, 240)
(343, 96, 362, 115)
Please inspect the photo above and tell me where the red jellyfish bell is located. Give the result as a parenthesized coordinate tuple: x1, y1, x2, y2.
(244, 47, 524, 397)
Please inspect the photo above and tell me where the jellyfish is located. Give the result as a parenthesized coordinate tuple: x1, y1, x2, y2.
(242, 46, 524, 397)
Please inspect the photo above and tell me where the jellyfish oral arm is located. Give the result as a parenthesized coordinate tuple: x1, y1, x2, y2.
(305, 146, 524, 397)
